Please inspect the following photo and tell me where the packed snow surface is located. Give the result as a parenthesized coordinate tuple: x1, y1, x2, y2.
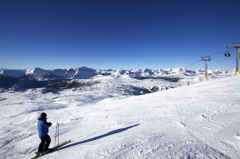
(0, 71, 240, 158)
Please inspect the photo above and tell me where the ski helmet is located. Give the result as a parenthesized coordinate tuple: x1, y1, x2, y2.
(41, 112, 47, 118)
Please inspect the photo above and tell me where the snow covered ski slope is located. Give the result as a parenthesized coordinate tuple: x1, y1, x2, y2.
(0, 75, 240, 158)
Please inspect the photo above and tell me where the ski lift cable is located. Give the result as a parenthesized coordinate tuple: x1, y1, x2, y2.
(190, 54, 223, 70)
(190, 62, 204, 70)
(211, 54, 225, 60)
(209, 50, 226, 57)
(185, 48, 225, 69)
(207, 48, 226, 56)
(187, 60, 206, 70)
(185, 60, 201, 69)
(184, 47, 234, 70)
(207, 47, 234, 57)
(210, 48, 234, 58)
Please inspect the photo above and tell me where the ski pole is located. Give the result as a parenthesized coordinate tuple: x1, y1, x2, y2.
(57, 122, 59, 149)
(55, 123, 57, 146)
(55, 122, 59, 148)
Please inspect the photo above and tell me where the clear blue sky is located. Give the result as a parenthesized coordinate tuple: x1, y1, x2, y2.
(0, 0, 240, 70)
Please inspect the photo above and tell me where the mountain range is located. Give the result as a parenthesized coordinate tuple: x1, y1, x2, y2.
(0, 67, 235, 91)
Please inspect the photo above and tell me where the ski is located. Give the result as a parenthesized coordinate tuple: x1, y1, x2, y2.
(31, 140, 71, 159)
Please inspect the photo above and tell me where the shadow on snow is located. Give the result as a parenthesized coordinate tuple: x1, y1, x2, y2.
(57, 124, 139, 151)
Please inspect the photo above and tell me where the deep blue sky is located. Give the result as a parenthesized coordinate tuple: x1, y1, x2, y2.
(1, 0, 240, 70)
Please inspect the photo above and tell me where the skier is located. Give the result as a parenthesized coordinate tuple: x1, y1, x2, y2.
(37, 112, 52, 154)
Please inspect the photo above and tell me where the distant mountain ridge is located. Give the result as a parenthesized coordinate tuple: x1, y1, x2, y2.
(0, 66, 235, 79)
(0, 67, 235, 90)
(0, 67, 97, 79)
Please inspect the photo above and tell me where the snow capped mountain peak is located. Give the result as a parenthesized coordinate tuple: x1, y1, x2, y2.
(72, 67, 96, 79)
(74, 66, 94, 72)
(178, 67, 186, 72)
(0, 69, 25, 78)
(142, 68, 154, 76)
(26, 67, 51, 74)
(113, 69, 124, 76)
(52, 69, 68, 76)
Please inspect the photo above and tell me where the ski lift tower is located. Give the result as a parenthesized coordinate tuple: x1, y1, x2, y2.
(200, 56, 212, 81)
(226, 42, 240, 75)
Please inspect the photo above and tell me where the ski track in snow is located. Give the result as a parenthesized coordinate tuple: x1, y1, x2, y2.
(0, 74, 240, 158)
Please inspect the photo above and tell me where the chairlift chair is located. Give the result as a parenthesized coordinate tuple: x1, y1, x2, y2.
(224, 50, 231, 57)
(224, 53, 231, 57)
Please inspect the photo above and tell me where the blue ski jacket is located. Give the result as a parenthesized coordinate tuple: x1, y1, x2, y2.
(37, 116, 51, 137)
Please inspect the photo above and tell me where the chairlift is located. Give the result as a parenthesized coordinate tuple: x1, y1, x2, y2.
(224, 53, 231, 57)
(224, 50, 231, 57)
